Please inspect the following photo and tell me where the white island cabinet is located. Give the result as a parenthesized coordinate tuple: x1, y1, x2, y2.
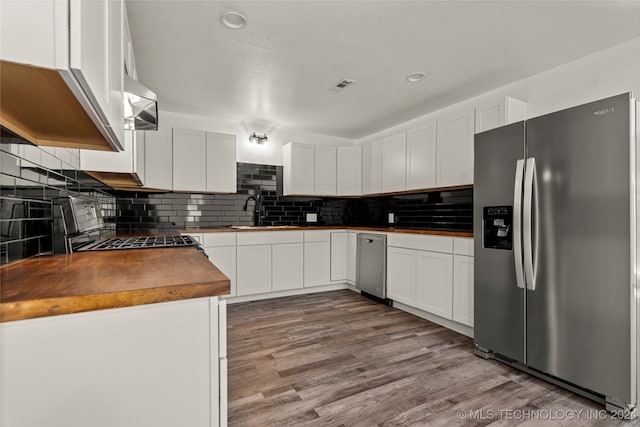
(2, 297, 227, 427)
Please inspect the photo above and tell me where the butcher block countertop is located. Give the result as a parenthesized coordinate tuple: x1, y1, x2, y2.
(0, 247, 230, 322)
(185, 226, 473, 238)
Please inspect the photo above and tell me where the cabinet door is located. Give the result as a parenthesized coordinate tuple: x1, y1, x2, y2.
(436, 110, 474, 187)
(206, 246, 237, 297)
(144, 127, 172, 190)
(236, 245, 271, 296)
(173, 128, 206, 192)
(330, 232, 347, 282)
(406, 123, 436, 190)
(346, 232, 357, 283)
(475, 97, 527, 133)
(304, 241, 330, 287)
(314, 146, 337, 196)
(3, 298, 214, 427)
(337, 146, 362, 196)
(283, 143, 314, 195)
(415, 251, 453, 319)
(272, 243, 304, 291)
(362, 140, 382, 194)
(382, 132, 407, 192)
(80, 129, 135, 173)
(69, 0, 124, 148)
(453, 255, 474, 326)
(206, 132, 236, 193)
(387, 247, 415, 306)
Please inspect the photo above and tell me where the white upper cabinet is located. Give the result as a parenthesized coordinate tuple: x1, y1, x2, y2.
(0, 0, 126, 151)
(475, 96, 527, 133)
(314, 146, 337, 196)
(144, 127, 172, 191)
(171, 128, 237, 193)
(172, 128, 207, 192)
(436, 110, 474, 187)
(206, 132, 237, 193)
(337, 146, 362, 196)
(80, 130, 144, 183)
(406, 123, 436, 190)
(69, 0, 125, 148)
(283, 142, 315, 195)
(362, 140, 383, 195)
(382, 131, 407, 192)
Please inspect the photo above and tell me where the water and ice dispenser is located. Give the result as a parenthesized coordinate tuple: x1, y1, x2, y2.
(483, 206, 513, 250)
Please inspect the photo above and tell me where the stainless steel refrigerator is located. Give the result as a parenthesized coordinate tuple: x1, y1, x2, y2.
(474, 93, 638, 416)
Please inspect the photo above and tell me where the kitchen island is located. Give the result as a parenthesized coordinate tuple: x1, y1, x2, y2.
(1, 246, 229, 427)
(1, 246, 230, 321)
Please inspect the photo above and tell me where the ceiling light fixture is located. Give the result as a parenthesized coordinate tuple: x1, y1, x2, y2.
(406, 72, 427, 83)
(249, 132, 268, 145)
(221, 11, 247, 29)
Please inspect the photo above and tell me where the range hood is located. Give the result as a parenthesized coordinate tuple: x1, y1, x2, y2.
(124, 75, 158, 131)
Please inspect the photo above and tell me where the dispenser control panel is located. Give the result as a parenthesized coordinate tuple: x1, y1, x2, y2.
(483, 206, 513, 250)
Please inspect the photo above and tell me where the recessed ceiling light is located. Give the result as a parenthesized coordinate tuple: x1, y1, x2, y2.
(406, 72, 427, 83)
(221, 11, 247, 29)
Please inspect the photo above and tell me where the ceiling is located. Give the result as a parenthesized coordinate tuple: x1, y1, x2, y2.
(126, 1, 640, 139)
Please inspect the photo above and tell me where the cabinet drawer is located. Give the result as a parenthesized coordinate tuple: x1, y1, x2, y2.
(202, 233, 236, 247)
(236, 231, 303, 245)
(453, 237, 474, 256)
(387, 233, 452, 254)
(303, 230, 331, 242)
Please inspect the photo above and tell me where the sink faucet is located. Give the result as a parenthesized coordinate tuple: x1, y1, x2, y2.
(243, 194, 262, 226)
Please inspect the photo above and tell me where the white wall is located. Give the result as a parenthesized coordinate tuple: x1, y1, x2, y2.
(158, 111, 355, 166)
(359, 36, 640, 143)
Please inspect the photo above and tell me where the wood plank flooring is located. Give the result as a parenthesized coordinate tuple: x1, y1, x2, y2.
(227, 290, 637, 426)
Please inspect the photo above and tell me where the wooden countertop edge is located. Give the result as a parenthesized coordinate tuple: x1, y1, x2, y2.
(1, 281, 230, 322)
(181, 226, 473, 238)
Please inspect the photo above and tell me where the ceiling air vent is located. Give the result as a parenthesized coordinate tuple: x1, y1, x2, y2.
(331, 78, 357, 91)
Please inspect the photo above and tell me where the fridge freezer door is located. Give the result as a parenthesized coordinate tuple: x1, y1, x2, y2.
(525, 93, 633, 404)
(474, 121, 526, 363)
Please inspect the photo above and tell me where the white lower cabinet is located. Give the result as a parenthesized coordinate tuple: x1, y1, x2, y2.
(387, 234, 473, 328)
(346, 232, 357, 283)
(237, 245, 272, 296)
(387, 246, 416, 306)
(272, 243, 304, 291)
(304, 241, 330, 287)
(453, 254, 474, 326)
(205, 246, 237, 297)
(2, 297, 224, 427)
(330, 232, 347, 282)
(415, 251, 453, 319)
(304, 231, 331, 287)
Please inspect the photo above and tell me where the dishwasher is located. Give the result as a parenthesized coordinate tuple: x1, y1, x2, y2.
(356, 233, 388, 301)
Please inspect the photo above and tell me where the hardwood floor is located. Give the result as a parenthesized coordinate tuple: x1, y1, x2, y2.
(227, 290, 636, 426)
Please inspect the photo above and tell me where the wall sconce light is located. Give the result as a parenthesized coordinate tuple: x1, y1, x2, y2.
(249, 132, 268, 145)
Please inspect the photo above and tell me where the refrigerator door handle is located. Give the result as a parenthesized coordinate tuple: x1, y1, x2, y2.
(513, 159, 526, 289)
(523, 157, 539, 290)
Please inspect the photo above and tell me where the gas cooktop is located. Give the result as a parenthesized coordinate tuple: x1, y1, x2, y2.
(77, 235, 198, 252)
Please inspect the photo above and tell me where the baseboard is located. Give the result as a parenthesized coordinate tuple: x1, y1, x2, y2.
(224, 282, 357, 304)
(392, 301, 474, 338)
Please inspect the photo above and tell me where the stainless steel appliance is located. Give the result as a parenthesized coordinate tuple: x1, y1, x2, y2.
(356, 233, 387, 299)
(474, 93, 638, 416)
